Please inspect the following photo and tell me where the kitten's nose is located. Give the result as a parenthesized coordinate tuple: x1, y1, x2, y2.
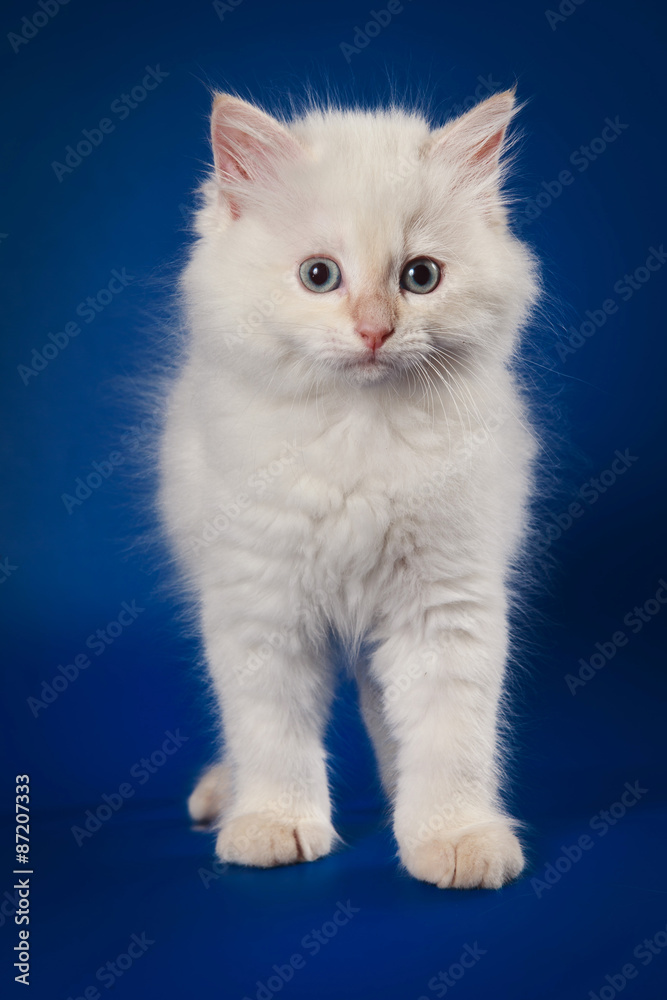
(357, 324, 394, 352)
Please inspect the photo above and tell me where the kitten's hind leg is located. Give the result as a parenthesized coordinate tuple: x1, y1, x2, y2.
(188, 761, 233, 826)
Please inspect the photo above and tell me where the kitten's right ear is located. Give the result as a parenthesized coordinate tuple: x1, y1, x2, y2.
(210, 95, 302, 216)
(426, 89, 519, 190)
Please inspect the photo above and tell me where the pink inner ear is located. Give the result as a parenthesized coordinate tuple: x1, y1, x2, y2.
(210, 97, 301, 191)
(211, 124, 249, 182)
(470, 128, 506, 169)
(212, 112, 262, 182)
(428, 90, 517, 181)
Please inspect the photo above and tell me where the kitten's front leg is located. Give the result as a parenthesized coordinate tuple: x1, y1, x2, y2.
(200, 597, 337, 868)
(373, 596, 524, 889)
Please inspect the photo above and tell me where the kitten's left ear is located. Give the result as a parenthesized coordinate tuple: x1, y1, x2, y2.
(426, 89, 519, 185)
(210, 94, 303, 217)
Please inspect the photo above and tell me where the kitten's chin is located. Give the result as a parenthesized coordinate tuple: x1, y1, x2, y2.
(331, 353, 397, 387)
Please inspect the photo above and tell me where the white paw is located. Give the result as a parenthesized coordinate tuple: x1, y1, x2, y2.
(188, 762, 233, 825)
(216, 813, 337, 868)
(400, 819, 525, 889)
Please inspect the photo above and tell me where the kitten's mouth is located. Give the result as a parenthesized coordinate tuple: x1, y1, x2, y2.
(347, 352, 392, 373)
(315, 346, 400, 384)
(335, 350, 397, 384)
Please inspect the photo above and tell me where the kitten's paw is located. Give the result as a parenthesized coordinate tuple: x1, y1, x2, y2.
(216, 814, 336, 868)
(400, 820, 525, 889)
(188, 762, 232, 825)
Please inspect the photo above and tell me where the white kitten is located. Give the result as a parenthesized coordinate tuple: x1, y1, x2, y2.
(159, 89, 540, 888)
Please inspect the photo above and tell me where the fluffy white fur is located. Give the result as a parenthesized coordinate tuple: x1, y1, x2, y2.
(159, 90, 540, 888)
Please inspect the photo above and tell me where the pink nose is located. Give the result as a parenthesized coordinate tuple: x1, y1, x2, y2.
(357, 325, 394, 352)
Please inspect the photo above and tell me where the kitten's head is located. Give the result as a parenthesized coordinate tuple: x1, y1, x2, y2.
(185, 91, 538, 393)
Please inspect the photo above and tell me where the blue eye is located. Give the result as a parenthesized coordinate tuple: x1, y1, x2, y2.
(299, 257, 341, 293)
(400, 257, 441, 294)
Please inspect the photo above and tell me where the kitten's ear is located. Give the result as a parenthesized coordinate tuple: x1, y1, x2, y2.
(210, 95, 302, 214)
(427, 89, 518, 184)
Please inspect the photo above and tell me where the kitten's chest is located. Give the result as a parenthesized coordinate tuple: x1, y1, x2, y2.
(277, 411, 452, 561)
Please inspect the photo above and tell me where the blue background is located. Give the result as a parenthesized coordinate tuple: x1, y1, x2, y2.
(2, 0, 666, 997)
